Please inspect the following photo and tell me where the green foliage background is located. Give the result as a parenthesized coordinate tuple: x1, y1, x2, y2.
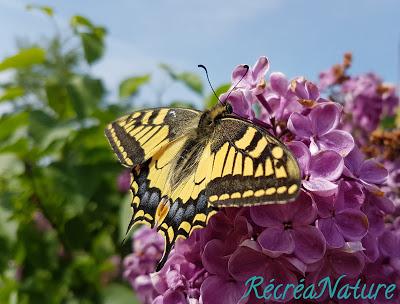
(0, 6, 227, 304)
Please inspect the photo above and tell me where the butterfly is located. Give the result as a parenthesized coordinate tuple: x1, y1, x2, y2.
(105, 100, 301, 270)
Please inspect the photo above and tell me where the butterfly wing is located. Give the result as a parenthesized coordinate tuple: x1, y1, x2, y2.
(105, 107, 212, 270)
(105, 108, 201, 167)
(203, 117, 301, 206)
(127, 138, 218, 270)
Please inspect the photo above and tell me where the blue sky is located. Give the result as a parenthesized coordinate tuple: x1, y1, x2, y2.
(0, 0, 399, 107)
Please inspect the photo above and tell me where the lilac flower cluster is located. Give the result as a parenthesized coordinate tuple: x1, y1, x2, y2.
(123, 57, 400, 303)
(319, 56, 398, 145)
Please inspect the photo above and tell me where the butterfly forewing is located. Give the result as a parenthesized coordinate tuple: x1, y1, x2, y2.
(203, 117, 301, 206)
(105, 108, 201, 167)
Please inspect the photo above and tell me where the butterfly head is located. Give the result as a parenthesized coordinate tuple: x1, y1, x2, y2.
(199, 102, 232, 130)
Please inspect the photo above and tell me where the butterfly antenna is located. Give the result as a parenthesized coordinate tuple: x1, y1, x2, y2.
(198, 64, 222, 104)
(223, 65, 249, 103)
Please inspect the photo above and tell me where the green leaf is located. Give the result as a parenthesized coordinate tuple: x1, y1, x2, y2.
(380, 115, 396, 130)
(45, 81, 71, 118)
(0, 153, 24, 176)
(0, 112, 29, 156)
(204, 83, 231, 108)
(0, 205, 18, 242)
(26, 4, 54, 16)
(66, 75, 105, 118)
(160, 64, 203, 95)
(0, 48, 46, 72)
(64, 217, 90, 249)
(70, 15, 94, 29)
(0, 112, 28, 142)
(0, 87, 25, 103)
(92, 232, 115, 260)
(101, 284, 139, 304)
(70, 15, 106, 64)
(178, 72, 203, 95)
(80, 33, 104, 64)
(28, 110, 57, 144)
(119, 75, 150, 98)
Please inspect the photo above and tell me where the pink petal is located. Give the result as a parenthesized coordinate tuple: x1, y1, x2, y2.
(202, 239, 230, 277)
(258, 227, 294, 254)
(309, 150, 344, 181)
(221, 90, 253, 119)
(329, 251, 365, 278)
(335, 209, 369, 241)
(287, 141, 311, 176)
(306, 81, 320, 100)
(309, 137, 320, 155)
(292, 77, 308, 99)
(317, 218, 345, 248)
(362, 233, 379, 262)
(269, 72, 288, 95)
(292, 226, 326, 264)
(373, 195, 395, 214)
(318, 130, 355, 157)
(201, 275, 247, 304)
(335, 180, 365, 210)
(344, 146, 364, 176)
(363, 204, 385, 237)
(287, 112, 313, 139)
(379, 231, 400, 258)
(250, 205, 287, 228)
(309, 102, 342, 136)
(231, 64, 251, 85)
(163, 290, 187, 304)
(314, 194, 335, 218)
(251, 56, 269, 81)
(359, 159, 388, 184)
(291, 192, 317, 225)
(228, 244, 266, 281)
(303, 178, 338, 196)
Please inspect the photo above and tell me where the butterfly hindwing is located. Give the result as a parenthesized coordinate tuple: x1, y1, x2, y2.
(105, 108, 201, 167)
(203, 117, 301, 206)
(126, 139, 217, 270)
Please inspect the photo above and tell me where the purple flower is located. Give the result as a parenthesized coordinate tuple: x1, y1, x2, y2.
(122, 56, 400, 304)
(306, 249, 365, 301)
(229, 241, 298, 302)
(230, 56, 269, 96)
(151, 253, 203, 304)
(220, 57, 269, 119)
(344, 146, 389, 193)
(316, 180, 368, 248)
(250, 192, 326, 264)
(291, 77, 321, 102)
(288, 102, 354, 156)
(342, 73, 398, 133)
(288, 141, 344, 196)
(260, 73, 303, 124)
(379, 218, 400, 260)
(123, 226, 164, 303)
(361, 232, 380, 263)
(117, 169, 131, 192)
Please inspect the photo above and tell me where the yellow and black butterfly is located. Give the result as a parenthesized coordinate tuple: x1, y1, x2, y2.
(105, 65, 301, 270)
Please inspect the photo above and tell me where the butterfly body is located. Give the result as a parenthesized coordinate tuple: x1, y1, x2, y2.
(105, 103, 301, 270)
